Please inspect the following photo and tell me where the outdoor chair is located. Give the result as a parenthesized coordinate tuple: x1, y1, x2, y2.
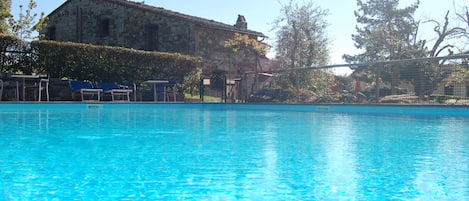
(69, 80, 103, 102)
(122, 81, 140, 101)
(95, 82, 133, 102)
(37, 77, 50, 102)
(163, 82, 177, 102)
(0, 73, 19, 101)
(25, 77, 50, 102)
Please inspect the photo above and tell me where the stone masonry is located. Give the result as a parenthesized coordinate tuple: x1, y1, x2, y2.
(43, 0, 267, 80)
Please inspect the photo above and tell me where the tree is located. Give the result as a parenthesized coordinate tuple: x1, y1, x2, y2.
(407, 10, 468, 97)
(224, 32, 267, 75)
(0, 0, 11, 33)
(272, 0, 331, 102)
(8, 0, 45, 40)
(0, 0, 46, 74)
(224, 32, 267, 57)
(344, 0, 425, 97)
(274, 0, 329, 69)
(224, 32, 268, 102)
(426, 11, 465, 57)
(345, 0, 423, 62)
(456, 4, 469, 50)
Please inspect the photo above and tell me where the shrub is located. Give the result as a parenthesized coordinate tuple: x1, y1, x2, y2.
(30, 40, 202, 84)
(0, 34, 33, 73)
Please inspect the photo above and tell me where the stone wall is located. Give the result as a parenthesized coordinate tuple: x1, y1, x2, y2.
(195, 26, 235, 75)
(45, 0, 196, 55)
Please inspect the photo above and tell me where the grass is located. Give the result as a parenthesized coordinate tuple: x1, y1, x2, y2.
(184, 93, 222, 103)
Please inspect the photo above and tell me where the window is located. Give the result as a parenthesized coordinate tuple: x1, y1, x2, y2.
(146, 25, 159, 51)
(48, 27, 56, 40)
(98, 18, 110, 37)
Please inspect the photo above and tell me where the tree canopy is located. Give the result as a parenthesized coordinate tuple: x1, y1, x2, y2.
(343, 0, 469, 98)
(271, 1, 333, 102)
(344, 0, 424, 63)
(0, 0, 11, 33)
(0, 0, 45, 40)
(273, 0, 329, 69)
(8, 0, 45, 40)
(224, 32, 267, 56)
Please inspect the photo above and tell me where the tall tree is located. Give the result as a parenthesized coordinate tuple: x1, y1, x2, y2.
(224, 33, 268, 101)
(272, 0, 331, 101)
(344, 0, 425, 97)
(345, 0, 423, 62)
(8, 0, 45, 40)
(0, 0, 11, 33)
(274, 0, 329, 68)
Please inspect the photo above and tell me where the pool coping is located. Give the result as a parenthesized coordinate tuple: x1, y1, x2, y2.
(1, 102, 468, 117)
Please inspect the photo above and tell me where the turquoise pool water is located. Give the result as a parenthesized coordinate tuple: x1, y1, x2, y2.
(1, 104, 469, 200)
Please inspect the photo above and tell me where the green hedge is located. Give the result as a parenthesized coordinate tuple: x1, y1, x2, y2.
(30, 40, 201, 84)
(0, 35, 203, 94)
(0, 34, 31, 73)
(0, 34, 24, 51)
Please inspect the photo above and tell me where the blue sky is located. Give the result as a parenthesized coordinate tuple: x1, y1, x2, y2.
(11, 0, 466, 66)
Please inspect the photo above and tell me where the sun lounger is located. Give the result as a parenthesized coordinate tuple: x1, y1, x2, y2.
(69, 80, 103, 102)
(95, 82, 132, 102)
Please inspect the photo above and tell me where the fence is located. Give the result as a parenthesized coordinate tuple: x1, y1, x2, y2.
(3, 45, 469, 104)
(241, 54, 469, 105)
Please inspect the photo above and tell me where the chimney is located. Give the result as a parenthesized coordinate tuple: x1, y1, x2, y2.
(235, 14, 247, 30)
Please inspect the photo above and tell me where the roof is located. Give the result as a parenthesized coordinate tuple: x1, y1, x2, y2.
(48, 0, 267, 38)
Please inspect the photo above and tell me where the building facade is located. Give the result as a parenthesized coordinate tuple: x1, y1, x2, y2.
(42, 0, 267, 80)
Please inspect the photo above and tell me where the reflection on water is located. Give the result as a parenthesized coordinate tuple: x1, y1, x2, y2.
(413, 117, 469, 199)
(320, 114, 358, 200)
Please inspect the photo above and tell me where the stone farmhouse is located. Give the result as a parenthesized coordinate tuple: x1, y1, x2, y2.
(42, 0, 268, 96)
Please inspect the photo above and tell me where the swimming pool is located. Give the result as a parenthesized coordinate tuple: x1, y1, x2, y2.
(1, 104, 468, 200)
